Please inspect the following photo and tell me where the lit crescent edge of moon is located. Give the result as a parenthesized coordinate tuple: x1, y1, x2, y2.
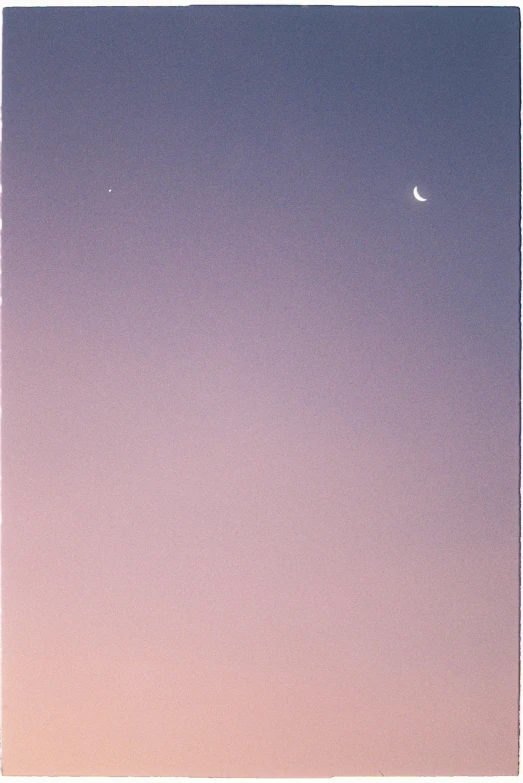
(413, 186, 427, 202)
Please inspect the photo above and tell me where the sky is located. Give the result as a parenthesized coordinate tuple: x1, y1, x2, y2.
(2, 5, 520, 777)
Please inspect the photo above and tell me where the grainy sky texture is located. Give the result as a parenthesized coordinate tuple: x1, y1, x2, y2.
(2, 6, 520, 776)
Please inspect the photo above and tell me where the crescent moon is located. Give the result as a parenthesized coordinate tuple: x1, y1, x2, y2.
(413, 186, 427, 202)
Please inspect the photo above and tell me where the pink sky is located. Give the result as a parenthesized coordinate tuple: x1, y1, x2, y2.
(3, 6, 519, 776)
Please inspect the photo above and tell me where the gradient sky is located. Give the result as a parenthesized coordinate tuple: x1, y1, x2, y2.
(2, 6, 520, 777)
